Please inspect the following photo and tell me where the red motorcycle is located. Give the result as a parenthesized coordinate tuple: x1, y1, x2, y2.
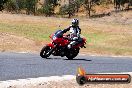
(40, 30, 86, 59)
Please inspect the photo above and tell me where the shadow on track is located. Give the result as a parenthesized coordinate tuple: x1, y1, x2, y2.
(43, 57, 92, 61)
(43, 57, 63, 59)
(63, 59, 92, 61)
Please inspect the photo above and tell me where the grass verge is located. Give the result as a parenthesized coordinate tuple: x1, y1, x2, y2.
(0, 12, 132, 56)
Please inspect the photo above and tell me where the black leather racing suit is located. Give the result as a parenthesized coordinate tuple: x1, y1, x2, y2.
(62, 25, 81, 49)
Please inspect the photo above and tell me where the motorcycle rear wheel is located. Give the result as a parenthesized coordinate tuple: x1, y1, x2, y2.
(66, 48, 79, 60)
(40, 45, 52, 58)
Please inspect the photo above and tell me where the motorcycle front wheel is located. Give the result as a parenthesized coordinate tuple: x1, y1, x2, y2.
(40, 45, 52, 58)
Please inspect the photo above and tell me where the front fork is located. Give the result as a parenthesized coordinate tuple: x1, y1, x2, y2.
(47, 44, 57, 56)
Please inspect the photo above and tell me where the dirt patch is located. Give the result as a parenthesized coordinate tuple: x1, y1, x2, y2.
(32, 80, 132, 88)
(0, 32, 41, 53)
(0, 75, 132, 88)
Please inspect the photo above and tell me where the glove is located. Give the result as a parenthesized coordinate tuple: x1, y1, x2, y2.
(66, 34, 70, 37)
(68, 38, 72, 41)
(63, 37, 69, 40)
(64, 37, 72, 41)
(72, 37, 78, 41)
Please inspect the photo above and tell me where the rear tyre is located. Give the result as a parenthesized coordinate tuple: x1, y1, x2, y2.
(40, 45, 52, 58)
(66, 48, 79, 60)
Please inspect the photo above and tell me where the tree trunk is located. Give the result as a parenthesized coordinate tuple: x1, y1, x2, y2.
(85, 0, 92, 17)
(15, 0, 20, 13)
(34, 2, 37, 15)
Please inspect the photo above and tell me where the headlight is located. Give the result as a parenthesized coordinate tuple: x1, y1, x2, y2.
(53, 36, 57, 40)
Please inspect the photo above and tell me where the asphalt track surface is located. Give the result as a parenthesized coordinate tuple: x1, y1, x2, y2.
(0, 52, 132, 81)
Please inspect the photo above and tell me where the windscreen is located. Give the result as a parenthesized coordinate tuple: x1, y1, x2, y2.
(53, 30, 63, 38)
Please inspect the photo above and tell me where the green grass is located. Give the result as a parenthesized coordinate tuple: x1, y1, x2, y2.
(0, 22, 54, 41)
(0, 15, 132, 56)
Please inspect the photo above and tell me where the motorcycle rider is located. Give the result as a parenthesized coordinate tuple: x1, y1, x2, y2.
(63, 19, 81, 49)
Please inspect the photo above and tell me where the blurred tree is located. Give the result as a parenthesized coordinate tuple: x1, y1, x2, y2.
(42, 4, 54, 16)
(37, 0, 59, 16)
(59, 0, 84, 18)
(59, 4, 75, 18)
(25, 0, 37, 15)
(84, 0, 100, 17)
(74, 0, 85, 12)
(0, 0, 8, 11)
(6, 0, 17, 12)
(5, 0, 37, 14)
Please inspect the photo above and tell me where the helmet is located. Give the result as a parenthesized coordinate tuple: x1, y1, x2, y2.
(72, 19, 79, 27)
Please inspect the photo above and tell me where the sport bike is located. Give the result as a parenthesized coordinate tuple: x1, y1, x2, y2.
(40, 30, 86, 59)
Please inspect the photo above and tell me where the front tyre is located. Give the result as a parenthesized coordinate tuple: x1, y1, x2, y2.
(40, 45, 52, 58)
(66, 48, 79, 60)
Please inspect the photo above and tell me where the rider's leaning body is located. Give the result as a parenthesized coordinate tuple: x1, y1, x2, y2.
(62, 19, 81, 49)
